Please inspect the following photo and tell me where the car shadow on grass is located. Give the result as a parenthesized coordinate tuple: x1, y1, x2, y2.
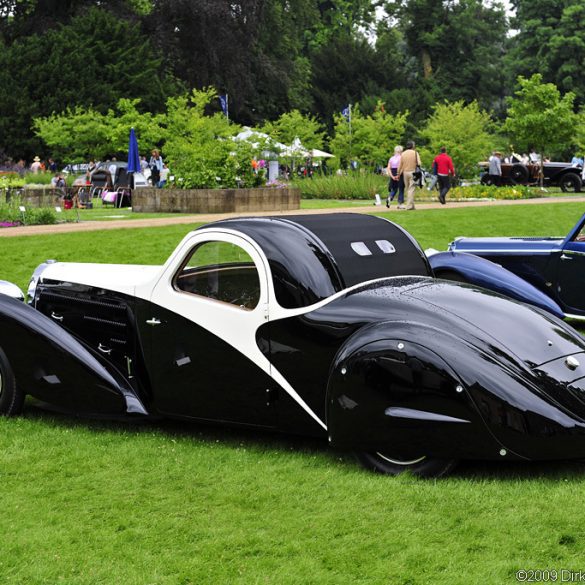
(21, 401, 585, 481)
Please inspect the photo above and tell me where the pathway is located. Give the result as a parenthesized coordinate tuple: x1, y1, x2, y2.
(1, 195, 584, 238)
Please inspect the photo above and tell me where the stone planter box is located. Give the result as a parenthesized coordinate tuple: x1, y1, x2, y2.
(132, 187, 300, 214)
(4, 188, 65, 208)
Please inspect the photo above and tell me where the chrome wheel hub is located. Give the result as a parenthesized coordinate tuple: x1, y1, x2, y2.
(375, 452, 426, 466)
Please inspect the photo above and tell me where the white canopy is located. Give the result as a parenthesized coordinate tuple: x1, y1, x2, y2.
(282, 137, 309, 157)
(310, 148, 334, 158)
(234, 127, 287, 152)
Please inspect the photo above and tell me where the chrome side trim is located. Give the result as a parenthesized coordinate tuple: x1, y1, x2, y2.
(384, 407, 470, 424)
(565, 313, 585, 322)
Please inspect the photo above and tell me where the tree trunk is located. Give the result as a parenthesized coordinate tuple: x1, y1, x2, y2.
(421, 48, 433, 79)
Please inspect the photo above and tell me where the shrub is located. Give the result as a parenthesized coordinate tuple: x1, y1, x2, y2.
(293, 173, 388, 199)
(0, 198, 57, 226)
(0, 174, 25, 189)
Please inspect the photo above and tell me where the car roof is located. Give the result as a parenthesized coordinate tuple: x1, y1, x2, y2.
(205, 213, 431, 308)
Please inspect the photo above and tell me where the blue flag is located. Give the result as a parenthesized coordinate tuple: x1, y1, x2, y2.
(219, 94, 228, 115)
(341, 105, 350, 121)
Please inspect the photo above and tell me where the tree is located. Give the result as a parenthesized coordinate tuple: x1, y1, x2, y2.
(162, 88, 263, 189)
(309, 33, 388, 123)
(504, 74, 576, 182)
(261, 110, 326, 150)
(419, 101, 495, 178)
(574, 107, 585, 156)
(383, 0, 509, 116)
(509, 0, 585, 107)
(33, 99, 165, 161)
(0, 7, 173, 158)
(329, 103, 409, 169)
(0, 0, 149, 41)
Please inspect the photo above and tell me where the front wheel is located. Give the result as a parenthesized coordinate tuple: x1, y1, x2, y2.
(0, 348, 25, 416)
(355, 451, 458, 478)
(560, 172, 582, 193)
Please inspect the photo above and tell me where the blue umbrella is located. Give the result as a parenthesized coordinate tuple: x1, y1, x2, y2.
(127, 127, 140, 174)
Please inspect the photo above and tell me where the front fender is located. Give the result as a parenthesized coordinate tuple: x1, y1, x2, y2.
(428, 251, 564, 319)
(0, 294, 147, 416)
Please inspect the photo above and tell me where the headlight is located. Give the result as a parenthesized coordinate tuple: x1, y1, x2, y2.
(0, 280, 25, 302)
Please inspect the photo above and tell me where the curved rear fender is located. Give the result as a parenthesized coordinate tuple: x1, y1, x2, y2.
(428, 251, 564, 319)
(327, 320, 585, 461)
(325, 322, 506, 460)
(0, 295, 147, 416)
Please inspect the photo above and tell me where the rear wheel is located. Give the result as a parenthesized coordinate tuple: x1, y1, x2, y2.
(0, 348, 25, 416)
(510, 164, 529, 183)
(560, 172, 582, 193)
(356, 451, 457, 478)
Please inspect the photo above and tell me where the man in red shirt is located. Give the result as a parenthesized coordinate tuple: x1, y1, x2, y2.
(433, 147, 455, 205)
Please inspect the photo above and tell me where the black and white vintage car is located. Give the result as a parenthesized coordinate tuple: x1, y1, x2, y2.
(2, 213, 585, 478)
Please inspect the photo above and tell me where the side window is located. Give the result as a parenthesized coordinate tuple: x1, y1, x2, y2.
(174, 241, 261, 310)
(574, 226, 585, 243)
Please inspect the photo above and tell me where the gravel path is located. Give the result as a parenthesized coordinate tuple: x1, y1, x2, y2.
(1, 195, 584, 238)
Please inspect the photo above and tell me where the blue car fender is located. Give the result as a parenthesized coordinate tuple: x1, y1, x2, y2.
(427, 250, 564, 319)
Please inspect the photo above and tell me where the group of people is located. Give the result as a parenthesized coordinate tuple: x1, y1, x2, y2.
(386, 142, 455, 210)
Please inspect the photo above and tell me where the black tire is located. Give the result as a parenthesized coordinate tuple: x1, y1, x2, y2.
(480, 174, 493, 186)
(0, 348, 25, 416)
(355, 451, 458, 478)
(559, 172, 582, 193)
(510, 164, 529, 183)
(434, 269, 469, 284)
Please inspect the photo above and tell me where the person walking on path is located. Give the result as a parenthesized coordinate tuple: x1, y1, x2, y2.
(488, 151, 502, 186)
(433, 147, 455, 205)
(398, 141, 421, 210)
(386, 145, 405, 209)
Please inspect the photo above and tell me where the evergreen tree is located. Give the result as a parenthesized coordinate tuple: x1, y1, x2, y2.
(510, 0, 585, 106)
(0, 7, 173, 158)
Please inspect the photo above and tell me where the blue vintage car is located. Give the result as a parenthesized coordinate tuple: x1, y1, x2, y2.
(428, 212, 585, 320)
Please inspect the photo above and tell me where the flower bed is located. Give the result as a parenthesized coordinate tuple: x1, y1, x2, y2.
(448, 184, 543, 200)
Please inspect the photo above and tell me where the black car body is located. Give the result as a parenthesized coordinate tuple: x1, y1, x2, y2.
(432, 213, 585, 320)
(2, 213, 585, 477)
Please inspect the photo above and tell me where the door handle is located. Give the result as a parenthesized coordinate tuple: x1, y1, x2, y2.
(146, 318, 162, 326)
(98, 343, 112, 354)
(561, 254, 573, 260)
(51, 311, 63, 321)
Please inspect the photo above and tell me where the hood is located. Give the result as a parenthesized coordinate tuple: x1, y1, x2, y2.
(40, 262, 161, 296)
(400, 279, 585, 368)
(449, 236, 564, 254)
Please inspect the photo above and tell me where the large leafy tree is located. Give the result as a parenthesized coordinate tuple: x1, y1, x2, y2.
(33, 99, 165, 161)
(418, 101, 495, 177)
(309, 32, 388, 123)
(146, 0, 275, 124)
(261, 110, 326, 150)
(330, 103, 409, 169)
(509, 0, 585, 105)
(0, 7, 173, 158)
(383, 0, 509, 116)
(504, 74, 576, 164)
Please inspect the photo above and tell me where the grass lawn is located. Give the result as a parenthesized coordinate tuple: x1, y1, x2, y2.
(1, 201, 585, 584)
